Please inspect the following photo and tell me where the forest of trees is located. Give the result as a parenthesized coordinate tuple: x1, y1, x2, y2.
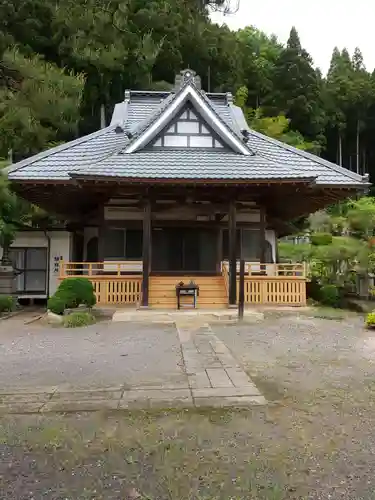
(1, 0, 375, 182)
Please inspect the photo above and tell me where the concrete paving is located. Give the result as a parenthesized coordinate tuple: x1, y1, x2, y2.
(0, 313, 266, 413)
(112, 308, 265, 323)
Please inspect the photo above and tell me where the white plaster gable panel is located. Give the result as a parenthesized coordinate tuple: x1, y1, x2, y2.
(151, 104, 227, 150)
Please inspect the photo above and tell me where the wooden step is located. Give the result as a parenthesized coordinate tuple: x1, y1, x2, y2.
(149, 290, 227, 298)
(149, 274, 228, 309)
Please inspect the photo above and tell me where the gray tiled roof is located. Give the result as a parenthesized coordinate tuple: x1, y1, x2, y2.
(226, 105, 364, 186)
(7, 84, 367, 187)
(70, 149, 314, 180)
(8, 126, 129, 180)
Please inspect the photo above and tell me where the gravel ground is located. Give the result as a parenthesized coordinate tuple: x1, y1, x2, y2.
(0, 319, 186, 390)
(1, 312, 375, 498)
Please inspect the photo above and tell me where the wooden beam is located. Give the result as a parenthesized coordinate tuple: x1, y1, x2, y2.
(141, 199, 152, 308)
(228, 199, 237, 306)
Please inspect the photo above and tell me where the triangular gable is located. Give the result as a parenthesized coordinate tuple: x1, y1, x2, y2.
(150, 104, 226, 149)
(124, 81, 251, 155)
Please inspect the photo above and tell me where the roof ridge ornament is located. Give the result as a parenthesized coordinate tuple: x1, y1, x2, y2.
(226, 92, 233, 104)
(174, 69, 201, 91)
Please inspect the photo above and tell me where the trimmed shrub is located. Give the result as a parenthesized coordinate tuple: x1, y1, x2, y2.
(47, 293, 69, 315)
(366, 312, 375, 329)
(319, 284, 341, 308)
(58, 278, 96, 308)
(0, 295, 15, 313)
(48, 278, 96, 315)
(310, 232, 333, 246)
(63, 311, 96, 328)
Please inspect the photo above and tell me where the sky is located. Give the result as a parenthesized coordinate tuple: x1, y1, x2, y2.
(210, 0, 375, 75)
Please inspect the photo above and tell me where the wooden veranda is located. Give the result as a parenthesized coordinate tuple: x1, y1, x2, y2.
(59, 260, 307, 307)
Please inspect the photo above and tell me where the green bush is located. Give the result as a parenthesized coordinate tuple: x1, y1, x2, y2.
(48, 278, 96, 315)
(319, 284, 341, 308)
(0, 295, 15, 313)
(63, 311, 96, 328)
(366, 312, 375, 329)
(47, 293, 69, 315)
(310, 232, 333, 246)
(58, 278, 96, 308)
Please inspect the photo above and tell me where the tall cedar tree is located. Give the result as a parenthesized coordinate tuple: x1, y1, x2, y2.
(267, 27, 325, 142)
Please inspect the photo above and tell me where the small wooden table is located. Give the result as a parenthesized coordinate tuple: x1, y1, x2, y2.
(175, 281, 199, 309)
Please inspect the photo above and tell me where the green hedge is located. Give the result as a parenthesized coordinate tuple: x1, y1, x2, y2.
(48, 278, 96, 315)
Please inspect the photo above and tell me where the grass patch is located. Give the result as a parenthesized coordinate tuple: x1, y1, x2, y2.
(0, 412, 292, 499)
(301, 306, 359, 320)
(62, 311, 96, 328)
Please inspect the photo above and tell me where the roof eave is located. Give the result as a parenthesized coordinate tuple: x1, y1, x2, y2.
(69, 172, 318, 185)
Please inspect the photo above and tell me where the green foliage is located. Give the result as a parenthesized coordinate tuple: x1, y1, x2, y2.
(365, 311, 375, 329)
(266, 27, 325, 141)
(284, 197, 375, 301)
(63, 311, 96, 328)
(57, 278, 96, 308)
(310, 233, 333, 246)
(0, 48, 84, 157)
(48, 278, 96, 315)
(319, 284, 341, 308)
(47, 293, 69, 315)
(346, 197, 375, 237)
(278, 242, 311, 262)
(0, 295, 14, 313)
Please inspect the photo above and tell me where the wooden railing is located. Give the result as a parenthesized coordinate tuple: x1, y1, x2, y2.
(59, 261, 142, 277)
(59, 261, 142, 305)
(242, 278, 306, 306)
(222, 261, 307, 306)
(221, 261, 306, 278)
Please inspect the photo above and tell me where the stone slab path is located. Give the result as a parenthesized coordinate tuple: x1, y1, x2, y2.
(0, 320, 266, 413)
(176, 321, 266, 407)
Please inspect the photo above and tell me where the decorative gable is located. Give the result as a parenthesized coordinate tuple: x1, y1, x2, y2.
(151, 105, 225, 149)
(124, 78, 251, 155)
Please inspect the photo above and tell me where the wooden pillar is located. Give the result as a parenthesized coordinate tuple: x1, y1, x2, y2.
(216, 229, 223, 273)
(238, 258, 245, 320)
(141, 199, 151, 308)
(274, 231, 279, 264)
(97, 206, 105, 265)
(260, 207, 267, 266)
(229, 200, 237, 306)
